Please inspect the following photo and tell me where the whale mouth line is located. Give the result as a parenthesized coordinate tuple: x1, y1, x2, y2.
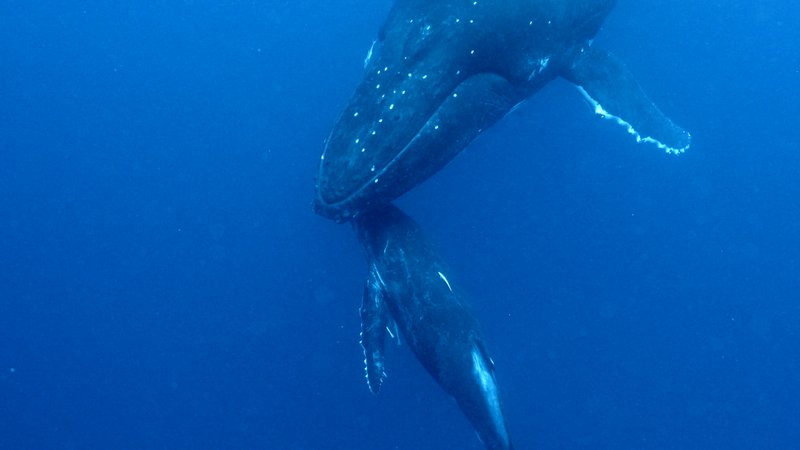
(315, 70, 514, 221)
(317, 77, 468, 212)
(316, 130, 422, 214)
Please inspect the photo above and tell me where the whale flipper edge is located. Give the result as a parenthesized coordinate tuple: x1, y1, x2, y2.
(360, 265, 390, 394)
(564, 45, 691, 154)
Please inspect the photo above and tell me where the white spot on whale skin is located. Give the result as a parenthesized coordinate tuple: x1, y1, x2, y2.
(576, 86, 690, 154)
(373, 265, 386, 289)
(527, 56, 550, 81)
(437, 271, 453, 292)
(364, 41, 376, 68)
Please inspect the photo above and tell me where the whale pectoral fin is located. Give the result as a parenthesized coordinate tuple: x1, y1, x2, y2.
(360, 268, 390, 394)
(563, 46, 691, 154)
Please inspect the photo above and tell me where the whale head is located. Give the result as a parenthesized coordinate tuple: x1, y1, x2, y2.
(313, 0, 618, 221)
(314, 3, 530, 221)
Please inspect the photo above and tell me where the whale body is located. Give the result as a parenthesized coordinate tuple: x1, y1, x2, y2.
(314, 0, 690, 221)
(355, 204, 513, 450)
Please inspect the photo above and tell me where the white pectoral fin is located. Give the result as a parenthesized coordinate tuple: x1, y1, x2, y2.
(360, 267, 390, 394)
(564, 46, 691, 154)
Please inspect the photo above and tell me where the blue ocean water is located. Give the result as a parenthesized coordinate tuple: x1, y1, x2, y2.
(1, 1, 798, 448)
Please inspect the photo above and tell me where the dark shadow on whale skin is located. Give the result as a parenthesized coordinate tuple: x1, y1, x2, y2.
(354, 204, 514, 450)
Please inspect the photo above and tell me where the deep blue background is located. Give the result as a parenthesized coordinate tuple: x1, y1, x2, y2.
(1, 1, 798, 448)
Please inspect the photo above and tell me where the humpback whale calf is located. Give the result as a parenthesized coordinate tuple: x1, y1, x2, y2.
(315, 0, 690, 221)
(355, 204, 513, 450)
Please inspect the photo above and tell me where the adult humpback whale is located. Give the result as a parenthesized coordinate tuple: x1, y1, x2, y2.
(355, 204, 513, 450)
(314, 0, 690, 221)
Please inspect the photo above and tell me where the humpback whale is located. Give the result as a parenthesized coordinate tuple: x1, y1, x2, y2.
(355, 204, 513, 450)
(314, 0, 690, 221)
